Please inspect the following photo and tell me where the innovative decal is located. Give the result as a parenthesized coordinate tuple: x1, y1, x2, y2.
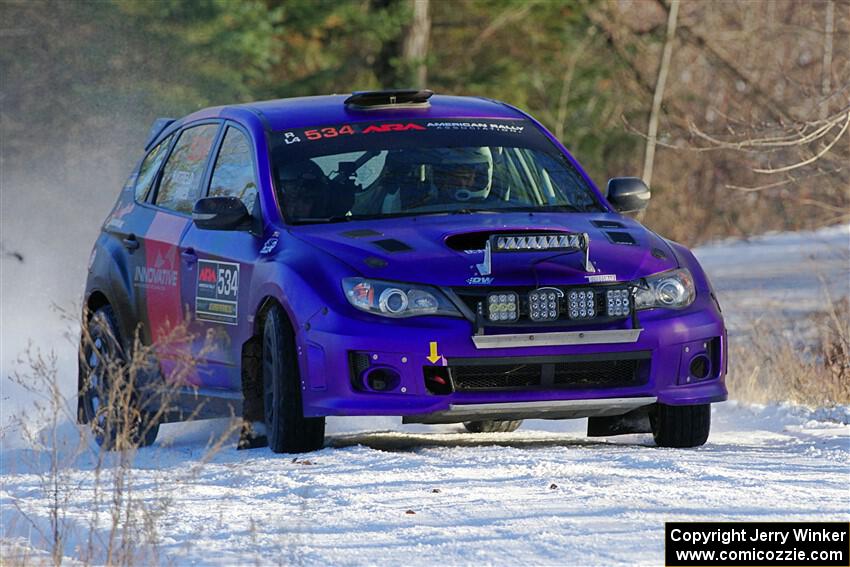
(134, 247, 178, 290)
(196, 260, 240, 325)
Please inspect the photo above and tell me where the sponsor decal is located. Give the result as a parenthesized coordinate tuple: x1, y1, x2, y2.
(426, 121, 524, 133)
(585, 274, 616, 283)
(466, 276, 494, 285)
(283, 132, 301, 144)
(361, 123, 425, 134)
(300, 122, 428, 142)
(260, 232, 280, 255)
(196, 260, 240, 325)
(104, 201, 134, 230)
(134, 247, 178, 290)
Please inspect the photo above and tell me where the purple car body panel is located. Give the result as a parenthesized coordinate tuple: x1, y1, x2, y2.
(84, 93, 727, 424)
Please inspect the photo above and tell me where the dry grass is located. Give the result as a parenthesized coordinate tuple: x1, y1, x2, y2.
(1, 311, 240, 566)
(728, 296, 850, 406)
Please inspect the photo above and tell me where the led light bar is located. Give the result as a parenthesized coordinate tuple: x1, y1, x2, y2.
(529, 287, 563, 321)
(567, 289, 596, 320)
(606, 288, 631, 317)
(487, 292, 519, 322)
(492, 233, 584, 252)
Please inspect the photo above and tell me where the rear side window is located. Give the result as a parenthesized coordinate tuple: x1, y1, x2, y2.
(134, 134, 173, 201)
(208, 127, 258, 212)
(156, 123, 219, 213)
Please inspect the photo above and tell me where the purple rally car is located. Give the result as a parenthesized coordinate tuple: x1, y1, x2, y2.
(79, 89, 727, 453)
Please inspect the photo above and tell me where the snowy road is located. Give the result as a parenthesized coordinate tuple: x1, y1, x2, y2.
(2, 226, 849, 565)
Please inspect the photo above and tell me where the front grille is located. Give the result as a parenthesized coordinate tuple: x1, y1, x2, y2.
(446, 353, 649, 392)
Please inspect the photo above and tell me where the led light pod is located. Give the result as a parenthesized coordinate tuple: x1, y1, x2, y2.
(606, 288, 631, 317)
(529, 287, 563, 321)
(487, 292, 519, 322)
(567, 289, 596, 320)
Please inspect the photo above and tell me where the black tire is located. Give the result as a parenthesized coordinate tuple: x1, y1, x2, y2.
(650, 403, 710, 448)
(262, 305, 325, 453)
(462, 420, 523, 433)
(79, 305, 159, 449)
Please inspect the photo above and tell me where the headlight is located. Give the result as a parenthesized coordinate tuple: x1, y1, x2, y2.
(342, 278, 461, 318)
(633, 268, 696, 310)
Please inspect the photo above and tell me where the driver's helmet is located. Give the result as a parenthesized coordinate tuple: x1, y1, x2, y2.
(279, 159, 326, 218)
(430, 147, 493, 202)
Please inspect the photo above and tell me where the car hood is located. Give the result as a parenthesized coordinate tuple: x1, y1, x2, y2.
(288, 212, 678, 287)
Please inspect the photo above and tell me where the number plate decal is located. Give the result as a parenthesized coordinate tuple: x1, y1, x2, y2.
(196, 260, 239, 325)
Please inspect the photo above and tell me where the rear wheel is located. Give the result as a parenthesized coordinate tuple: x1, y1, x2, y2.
(650, 403, 710, 448)
(262, 305, 325, 453)
(79, 305, 159, 449)
(462, 420, 523, 433)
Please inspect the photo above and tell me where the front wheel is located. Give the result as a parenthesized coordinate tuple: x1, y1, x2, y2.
(650, 403, 710, 448)
(463, 420, 523, 433)
(79, 305, 159, 449)
(262, 305, 325, 453)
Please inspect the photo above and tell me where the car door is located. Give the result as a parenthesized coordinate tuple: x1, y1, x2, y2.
(178, 123, 262, 391)
(142, 121, 221, 385)
(102, 133, 175, 344)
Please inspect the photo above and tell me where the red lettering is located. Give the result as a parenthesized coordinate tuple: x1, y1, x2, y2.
(199, 267, 217, 283)
(362, 123, 426, 134)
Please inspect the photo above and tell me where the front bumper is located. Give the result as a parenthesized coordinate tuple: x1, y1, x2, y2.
(296, 295, 727, 420)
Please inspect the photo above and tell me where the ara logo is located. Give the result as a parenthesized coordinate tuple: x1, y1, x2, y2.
(466, 276, 494, 285)
(362, 123, 426, 134)
(198, 265, 217, 283)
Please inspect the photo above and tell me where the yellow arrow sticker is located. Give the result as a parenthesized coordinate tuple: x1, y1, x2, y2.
(427, 341, 442, 364)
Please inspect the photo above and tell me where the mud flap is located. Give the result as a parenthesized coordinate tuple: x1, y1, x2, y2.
(587, 406, 652, 437)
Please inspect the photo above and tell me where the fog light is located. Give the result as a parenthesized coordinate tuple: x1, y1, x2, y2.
(362, 367, 401, 391)
(689, 355, 710, 380)
(487, 292, 519, 322)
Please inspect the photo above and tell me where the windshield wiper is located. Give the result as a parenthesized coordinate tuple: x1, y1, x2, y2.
(293, 215, 354, 224)
(501, 204, 584, 213)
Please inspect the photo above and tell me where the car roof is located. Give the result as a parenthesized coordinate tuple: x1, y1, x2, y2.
(177, 94, 528, 133)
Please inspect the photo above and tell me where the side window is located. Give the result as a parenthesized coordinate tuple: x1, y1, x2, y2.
(208, 127, 258, 212)
(134, 134, 173, 201)
(156, 124, 219, 213)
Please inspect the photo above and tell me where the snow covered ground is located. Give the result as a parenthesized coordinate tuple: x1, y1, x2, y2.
(2, 225, 849, 565)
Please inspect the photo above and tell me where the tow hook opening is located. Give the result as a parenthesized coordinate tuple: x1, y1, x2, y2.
(424, 366, 453, 395)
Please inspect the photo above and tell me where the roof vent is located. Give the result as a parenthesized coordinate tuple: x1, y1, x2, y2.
(344, 89, 433, 110)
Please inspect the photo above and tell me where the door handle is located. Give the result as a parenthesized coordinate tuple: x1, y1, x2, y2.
(181, 248, 197, 264)
(123, 234, 139, 251)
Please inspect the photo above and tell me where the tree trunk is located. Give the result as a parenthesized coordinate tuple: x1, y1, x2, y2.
(642, 0, 680, 191)
(403, 0, 430, 88)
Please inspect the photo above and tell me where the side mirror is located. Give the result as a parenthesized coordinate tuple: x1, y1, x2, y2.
(606, 177, 651, 213)
(192, 197, 251, 231)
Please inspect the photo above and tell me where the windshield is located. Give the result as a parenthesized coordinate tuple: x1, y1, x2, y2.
(271, 119, 603, 223)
